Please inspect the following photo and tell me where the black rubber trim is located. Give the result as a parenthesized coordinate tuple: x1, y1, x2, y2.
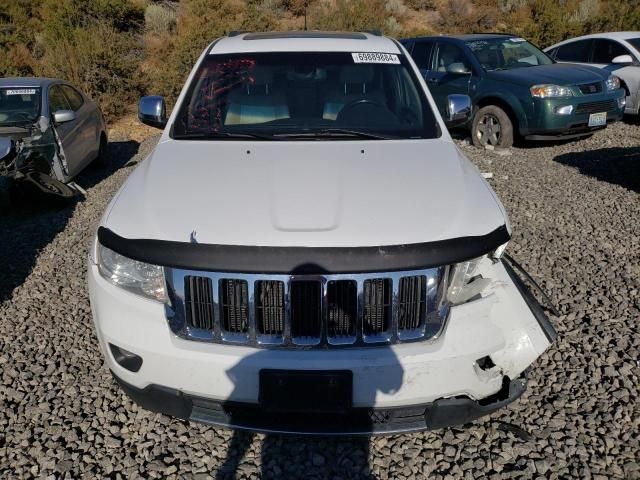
(111, 371, 526, 436)
(501, 259, 558, 343)
(97, 225, 510, 274)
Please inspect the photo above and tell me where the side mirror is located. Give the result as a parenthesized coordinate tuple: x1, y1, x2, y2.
(446, 94, 472, 123)
(446, 62, 472, 75)
(612, 54, 633, 65)
(139, 96, 167, 129)
(0, 137, 13, 162)
(53, 110, 76, 124)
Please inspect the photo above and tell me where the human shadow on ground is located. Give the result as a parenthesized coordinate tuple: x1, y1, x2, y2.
(554, 146, 640, 193)
(214, 345, 404, 479)
(0, 139, 140, 303)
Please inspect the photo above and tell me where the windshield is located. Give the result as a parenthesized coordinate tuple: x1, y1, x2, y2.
(626, 38, 640, 54)
(466, 38, 553, 71)
(172, 51, 439, 139)
(0, 87, 41, 125)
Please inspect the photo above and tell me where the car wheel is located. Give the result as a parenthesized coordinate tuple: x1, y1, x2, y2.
(23, 171, 75, 204)
(472, 106, 514, 149)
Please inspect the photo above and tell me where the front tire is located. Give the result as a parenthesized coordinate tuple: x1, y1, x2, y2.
(472, 105, 514, 149)
(95, 133, 108, 167)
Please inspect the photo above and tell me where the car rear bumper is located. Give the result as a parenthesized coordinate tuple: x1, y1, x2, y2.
(89, 256, 555, 434)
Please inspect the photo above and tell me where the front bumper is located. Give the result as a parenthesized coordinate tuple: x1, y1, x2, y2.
(88, 257, 555, 435)
(521, 90, 625, 140)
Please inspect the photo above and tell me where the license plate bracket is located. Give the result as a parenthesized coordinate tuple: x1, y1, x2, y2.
(259, 369, 353, 414)
(588, 111, 607, 127)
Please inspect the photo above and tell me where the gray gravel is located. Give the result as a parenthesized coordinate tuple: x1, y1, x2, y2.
(1, 122, 639, 479)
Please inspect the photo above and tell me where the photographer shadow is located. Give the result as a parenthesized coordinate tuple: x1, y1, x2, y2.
(215, 346, 404, 479)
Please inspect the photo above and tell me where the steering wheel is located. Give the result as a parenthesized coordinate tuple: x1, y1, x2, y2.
(12, 112, 31, 121)
(337, 99, 399, 123)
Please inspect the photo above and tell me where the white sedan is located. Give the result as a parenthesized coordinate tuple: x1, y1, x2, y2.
(545, 32, 640, 116)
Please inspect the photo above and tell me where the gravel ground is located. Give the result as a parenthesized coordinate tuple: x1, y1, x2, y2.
(0, 121, 638, 479)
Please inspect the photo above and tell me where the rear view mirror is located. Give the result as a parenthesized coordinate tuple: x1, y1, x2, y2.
(139, 96, 167, 129)
(53, 110, 76, 124)
(446, 94, 472, 123)
(612, 54, 633, 65)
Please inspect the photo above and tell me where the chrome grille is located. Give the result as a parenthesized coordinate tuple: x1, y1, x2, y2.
(256, 280, 285, 336)
(220, 279, 249, 334)
(184, 276, 215, 330)
(166, 267, 449, 348)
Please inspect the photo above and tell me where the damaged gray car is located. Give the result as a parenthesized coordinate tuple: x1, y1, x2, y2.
(0, 77, 107, 204)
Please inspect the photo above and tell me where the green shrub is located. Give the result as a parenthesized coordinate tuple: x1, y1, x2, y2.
(37, 23, 143, 120)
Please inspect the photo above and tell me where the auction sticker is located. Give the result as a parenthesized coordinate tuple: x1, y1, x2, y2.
(352, 52, 400, 64)
(5, 89, 36, 95)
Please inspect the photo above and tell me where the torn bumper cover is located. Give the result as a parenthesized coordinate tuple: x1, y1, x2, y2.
(89, 256, 555, 435)
(112, 370, 527, 435)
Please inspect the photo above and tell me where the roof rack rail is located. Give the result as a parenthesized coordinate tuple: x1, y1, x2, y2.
(367, 29, 382, 36)
(228, 30, 248, 37)
(470, 32, 515, 36)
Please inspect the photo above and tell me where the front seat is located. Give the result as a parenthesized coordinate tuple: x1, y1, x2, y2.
(225, 68, 290, 125)
(322, 65, 384, 121)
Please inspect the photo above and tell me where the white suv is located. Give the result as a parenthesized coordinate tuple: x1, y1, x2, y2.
(88, 31, 555, 434)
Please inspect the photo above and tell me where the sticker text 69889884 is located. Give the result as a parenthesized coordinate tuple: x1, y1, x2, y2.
(352, 52, 401, 64)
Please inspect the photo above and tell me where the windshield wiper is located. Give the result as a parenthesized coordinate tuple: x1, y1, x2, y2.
(274, 128, 398, 140)
(172, 131, 277, 140)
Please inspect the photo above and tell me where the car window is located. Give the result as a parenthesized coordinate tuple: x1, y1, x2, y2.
(61, 85, 84, 111)
(555, 40, 592, 62)
(433, 43, 471, 74)
(0, 87, 41, 125)
(411, 41, 434, 69)
(466, 37, 551, 71)
(626, 37, 640, 54)
(592, 39, 631, 63)
(172, 51, 440, 140)
(49, 85, 70, 113)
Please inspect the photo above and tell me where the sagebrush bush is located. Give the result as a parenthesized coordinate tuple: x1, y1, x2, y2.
(145, 4, 177, 36)
(37, 23, 144, 120)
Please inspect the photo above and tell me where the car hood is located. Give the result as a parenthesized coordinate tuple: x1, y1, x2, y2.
(103, 139, 507, 248)
(487, 63, 607, 87)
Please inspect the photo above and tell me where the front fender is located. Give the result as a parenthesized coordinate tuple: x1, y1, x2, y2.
(475, 87, 531, 130)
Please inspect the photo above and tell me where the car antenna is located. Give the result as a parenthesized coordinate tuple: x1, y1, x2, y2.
(304, 0, 308, 31)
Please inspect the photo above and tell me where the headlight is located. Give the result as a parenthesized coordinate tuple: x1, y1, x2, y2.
(97, 244, 167, 302)
(606, 75, 620, 91)
(530, 84, 573, 98)
(447, 257, 482, 305)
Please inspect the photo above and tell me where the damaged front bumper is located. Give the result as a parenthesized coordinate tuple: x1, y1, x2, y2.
(89, 256, 555, 435)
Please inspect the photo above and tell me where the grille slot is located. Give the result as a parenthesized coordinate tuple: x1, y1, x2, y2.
(363, 279, 392, 336)
(184, 276, 215, 330)
(398, 276, 426, 331)
(220, 279, 249, 333)
(575, 99, 616, 114)
(578, 82, 602, 95)
(256, 280, 285, 335)
(327, 280, 357, 338)
(290, 281, 322, 338)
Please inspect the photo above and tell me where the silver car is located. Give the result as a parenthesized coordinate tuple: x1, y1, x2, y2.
(0, 77, 107, 189)
(545, 32, 640, 116)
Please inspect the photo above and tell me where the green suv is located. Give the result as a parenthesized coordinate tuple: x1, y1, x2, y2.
(401, 34, 626, 148)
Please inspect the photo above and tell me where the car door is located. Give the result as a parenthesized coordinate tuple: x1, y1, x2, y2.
(590, 39, 638, 111)
(426, 42, 473, 119)
(48, 84, 84, 177)
(61, 84, 98, 171)
(409, 40, 435, 81)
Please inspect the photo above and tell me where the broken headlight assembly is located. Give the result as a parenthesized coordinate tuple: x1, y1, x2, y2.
(447, 242, 509, 305)
(97, 243, 167, 302)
